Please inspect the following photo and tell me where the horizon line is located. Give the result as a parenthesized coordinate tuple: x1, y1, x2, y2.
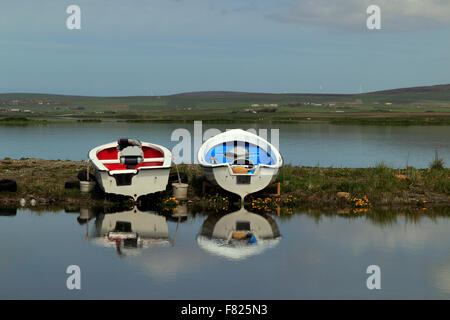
(0, 83, 449, 98)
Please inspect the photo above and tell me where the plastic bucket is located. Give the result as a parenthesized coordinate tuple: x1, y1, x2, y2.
(172, 183, 188, 200)
(80, 208, 94, 220)
(173, 204, 188, 217)
(80, 181, 96, 193)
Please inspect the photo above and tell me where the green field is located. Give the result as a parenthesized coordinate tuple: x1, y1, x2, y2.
(1, 84, 449, 124)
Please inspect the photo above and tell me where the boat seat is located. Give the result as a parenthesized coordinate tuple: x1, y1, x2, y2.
(103, 161, 164, 173)
(97, 145, 165, 172)
(232, 166, 248, 174)
(100, 158, 164, 164)
(231, 158, 256, 175)
(119, 146, 143, 169)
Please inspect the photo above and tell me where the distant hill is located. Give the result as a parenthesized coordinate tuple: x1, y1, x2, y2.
(1, 83, 448, 100)
(368, 84, 450, 95)
(172, 91, 349, 97)
(170, 84, 450, 97)
(0, 84, 449, 111)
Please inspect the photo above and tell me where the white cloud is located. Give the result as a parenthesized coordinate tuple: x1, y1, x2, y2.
(269, 0, 450, 30)
(129, 247, 210, 281)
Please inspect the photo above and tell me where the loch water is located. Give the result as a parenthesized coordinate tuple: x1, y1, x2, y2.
(1, 206, 449, 299)
(0, 122, 449, 168)
(1, 121, 449, 299)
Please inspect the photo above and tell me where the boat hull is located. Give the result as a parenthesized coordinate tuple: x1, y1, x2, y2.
(198, 129, 282, 200)
(202, 165, 279, 200)
(89, 140, 172, 199)
(95, 167, 171, 199)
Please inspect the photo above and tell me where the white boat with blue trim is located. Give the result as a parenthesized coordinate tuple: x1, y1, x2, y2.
(197, 129, 283, 200)
(197, 208, 281, 260)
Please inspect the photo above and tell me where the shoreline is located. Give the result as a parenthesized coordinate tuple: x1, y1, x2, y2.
(1, 115, 450, 126)
(1, 159, 448, 210)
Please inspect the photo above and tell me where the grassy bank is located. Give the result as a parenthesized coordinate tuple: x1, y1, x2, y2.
(274, 164, 449, 209)
(2, 113, 450, 126)
(0, 117, 54, 125)
(0, 158, 99, 206)
(1, 159, 447, 210)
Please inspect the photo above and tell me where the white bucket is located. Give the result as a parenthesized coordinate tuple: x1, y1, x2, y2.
(80, 181, 96, 193)
(80, 208, 95, 220)
(172, 183, 188, 200)
(173, 204, 188, 217)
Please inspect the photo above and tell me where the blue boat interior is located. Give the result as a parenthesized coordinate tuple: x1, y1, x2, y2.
(205, 141, 276, 174)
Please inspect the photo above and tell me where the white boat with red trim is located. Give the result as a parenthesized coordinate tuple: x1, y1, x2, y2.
(88, 138, 172, 199)
(92, 207, 170, 256)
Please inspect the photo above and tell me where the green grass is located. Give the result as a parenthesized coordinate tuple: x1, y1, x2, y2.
(0, 117, 52, 125)
(275, 164, 449, 207)
(174, 163, 449, 208)
(430, 150, 446, 170)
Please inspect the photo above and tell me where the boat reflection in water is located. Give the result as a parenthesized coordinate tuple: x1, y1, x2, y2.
(197, 208, 281, 261)
(90, 207, 170, 256)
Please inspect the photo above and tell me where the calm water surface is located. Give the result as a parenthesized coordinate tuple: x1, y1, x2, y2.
(1, 207, 450, 299)
(0, 122, 449, 168)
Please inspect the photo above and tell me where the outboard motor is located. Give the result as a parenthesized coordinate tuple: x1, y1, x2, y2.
(117, 138, 142, 151)
(118, 139, 144, 169)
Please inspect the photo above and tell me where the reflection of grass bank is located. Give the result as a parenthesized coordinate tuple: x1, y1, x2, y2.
(278, 207, 450, 227)
(0, 159, 448, 209)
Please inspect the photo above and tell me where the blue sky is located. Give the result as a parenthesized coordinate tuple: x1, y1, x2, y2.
(0, 0, 449, 96)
